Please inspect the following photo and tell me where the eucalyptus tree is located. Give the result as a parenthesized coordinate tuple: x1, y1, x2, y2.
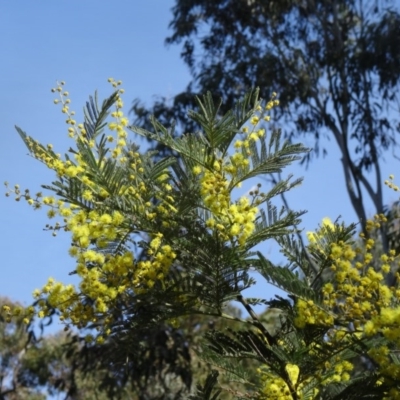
(133, 0, 400, 253)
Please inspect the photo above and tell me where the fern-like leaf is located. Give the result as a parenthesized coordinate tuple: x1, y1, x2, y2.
(83, 91, 119, 140)
(251, 252, 322, 304)
(188, 371, 222, 400)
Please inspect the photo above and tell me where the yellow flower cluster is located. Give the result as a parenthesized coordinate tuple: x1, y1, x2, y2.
(26, 226, 176, 334)
(3, 80, 181, 336)
(26, 208, 130, 327)
(194, 95, 280, 246)
(200, 160, 230, 214)
(134, 233, 177, 293)
(294, 298, 334, 328)
(297, 218, 397, 329)
(385, 174, 399, 191)
(295, 211, 400, 390)
(232, 94, 278, 157)
(258, 357, 354, 399)
(107, 78, 130, 160)
(258, 363, 321, 400)
(69, 210, 125, 249)
(197, 158, 258, 245)
(21, 79, 129, 183)
(15, 79, 176, 223)
(306, 217, 335, 244)
(258, 373, 293, 400)
(225, 150, 250, 177)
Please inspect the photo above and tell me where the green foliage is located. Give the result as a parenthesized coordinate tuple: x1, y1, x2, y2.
(133, 0, 400, 251)
(5, 83, 400, 399)
(189, 371, 222, 400)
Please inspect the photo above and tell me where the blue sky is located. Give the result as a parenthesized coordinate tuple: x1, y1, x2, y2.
(0, 1, 398, 317)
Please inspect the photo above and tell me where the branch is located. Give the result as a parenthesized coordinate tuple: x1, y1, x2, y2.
(312, 91, 368, 230)
(236, 294, 275, 345)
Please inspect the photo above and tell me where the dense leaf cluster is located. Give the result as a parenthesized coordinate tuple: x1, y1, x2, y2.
(3, 84, 400, 399)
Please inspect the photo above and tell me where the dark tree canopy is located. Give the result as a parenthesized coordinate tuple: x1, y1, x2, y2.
(133, 0, 400, 247)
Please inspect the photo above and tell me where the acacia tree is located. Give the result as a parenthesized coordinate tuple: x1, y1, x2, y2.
(133, 0, 400, 252)
(4, 81, 400, 399)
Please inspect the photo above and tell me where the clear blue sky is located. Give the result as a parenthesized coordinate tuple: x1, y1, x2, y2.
(0, 1, 398, 314)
